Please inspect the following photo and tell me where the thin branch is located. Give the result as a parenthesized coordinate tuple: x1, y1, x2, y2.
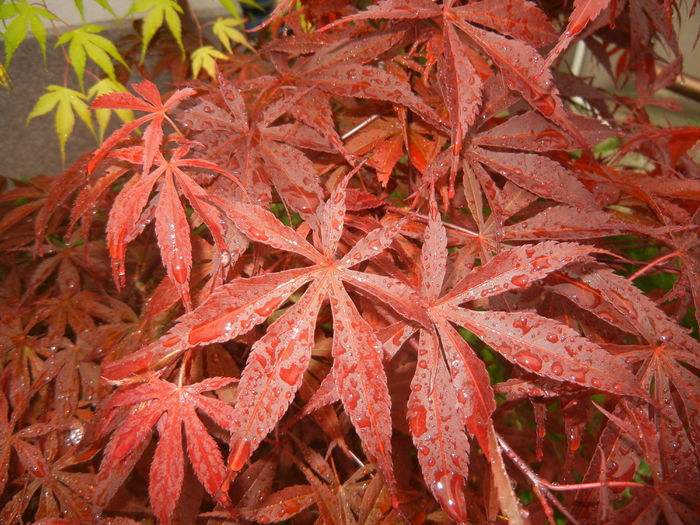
(496, 434, 645, 525)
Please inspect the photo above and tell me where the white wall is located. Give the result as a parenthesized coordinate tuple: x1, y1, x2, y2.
(41, 0, 229, 28)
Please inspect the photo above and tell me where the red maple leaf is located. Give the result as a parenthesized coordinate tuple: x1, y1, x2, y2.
(95, 376, 237, 524)
(89, 80, 195, 175)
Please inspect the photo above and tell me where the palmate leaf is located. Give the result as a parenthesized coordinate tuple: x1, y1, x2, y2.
(190, 45, 229, 79)
(105, 144, 240, 306)
(213, 17, 254, 53)
(104, 172, 428, 506)
(95, 377, 237, 524)
(26, 86, 94, 163)
(0, 0, 58, 67)
(131, 0, 185, 61)
(401, 191, 643, 521)
(89, 79, 195, 175)
(55, 24, 128, 91)
(181, 72, 331, 208)
(324, 0, 572, 136)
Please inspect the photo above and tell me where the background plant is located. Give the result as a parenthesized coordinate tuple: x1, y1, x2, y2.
(1, 0, 261, 160)
(1, 1, 699, 524)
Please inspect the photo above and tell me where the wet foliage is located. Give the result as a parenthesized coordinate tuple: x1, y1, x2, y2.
(1, 1, 700, 524)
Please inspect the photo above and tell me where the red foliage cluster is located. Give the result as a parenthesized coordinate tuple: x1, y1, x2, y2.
(1, 1, 700, 524)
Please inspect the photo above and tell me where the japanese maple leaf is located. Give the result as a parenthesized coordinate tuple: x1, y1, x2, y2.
(181, 72, 342, 217)
(23, 240, 109, 299)
(324, 0, 581, 183)
(434, 111, 602, 211)
(95, 376, 237, 524)
(343, 115, 445, 186)
(375, 191, 637, 522)
(547, 265, 700, 523)
(0, 431, 96, 523)
(0, 391, 57, 497)
(104, 171, 429, 504)
(33, 290, 129, 340)
(88, 79, 195, 175)
(106, 143, 242, 308)
(266, 24, 446, 130)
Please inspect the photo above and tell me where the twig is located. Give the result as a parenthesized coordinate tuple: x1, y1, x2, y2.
(628, 251, 678, 281)
(496, 434, 645, 524)
(340, 114, 381, 140)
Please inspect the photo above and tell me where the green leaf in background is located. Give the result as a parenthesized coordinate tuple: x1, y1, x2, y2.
(213, 17, 253, 53)
(87, 78, 134, 141)
(26, 85, 94, 163)
(191, 45, 228, 79)
(0, 63, 10, 88)
(56, 24, 128, 91)
(218, 0, 262, 16)
(131, 0, 184, 62)
(0, 0, 58, 66)
(73, 0, 119, 21)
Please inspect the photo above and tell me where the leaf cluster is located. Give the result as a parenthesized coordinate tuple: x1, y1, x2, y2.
(1, 1, 700, 524)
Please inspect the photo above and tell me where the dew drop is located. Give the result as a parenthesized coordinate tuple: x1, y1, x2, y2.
(432, 472, 468, 524)
(551, 362, 563, 376)
(546, 333, 558, 343)
(510, 274, 529, 288)
(229, 439, 251, 472)
(514, 350, 543, 372)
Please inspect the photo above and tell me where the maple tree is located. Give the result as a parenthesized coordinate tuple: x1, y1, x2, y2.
(2, 1, 700, 524)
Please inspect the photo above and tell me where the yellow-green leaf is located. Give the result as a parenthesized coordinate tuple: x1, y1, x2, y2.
(87, 78, 134, 141)
(27, 85, 94, 163)
(131, 0, 184, 62)
(0, 63, 10, 89)
(73, 0, 119, 21)
(218, 0, 263, 17)
(0, 0, 58, 66)
(213, 17, 253, 53)
(56, 24, 128, 91)
(190, 45, 229, 79)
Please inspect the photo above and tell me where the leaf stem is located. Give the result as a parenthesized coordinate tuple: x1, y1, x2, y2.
(496, 434, 645, 524)
(340, 114, 380, 140)
(627, 251, 678, 281)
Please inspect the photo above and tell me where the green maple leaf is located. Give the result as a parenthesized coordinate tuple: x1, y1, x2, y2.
(218, 0, 263, 17)
(131, 0, 184, 62)
(73, 0, 118, 21)
(0, 0, 58, 67)
(212, 17, 253, 53)
(26, 85, 94, 163)
(190, 45, 228, 79)
(56, 24, 128, 91)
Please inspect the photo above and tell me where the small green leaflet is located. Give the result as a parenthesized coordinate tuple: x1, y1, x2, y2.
(131, 0, 184, 62)
(212, 17, 254, 53)
(26, 85, 94, 163)
(191, 45, 228, 79)
(56, 24, 128, 91)
(218, 0, 263, 16)
(0, 0, 58, 66)
(73, 0, 118, 21)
